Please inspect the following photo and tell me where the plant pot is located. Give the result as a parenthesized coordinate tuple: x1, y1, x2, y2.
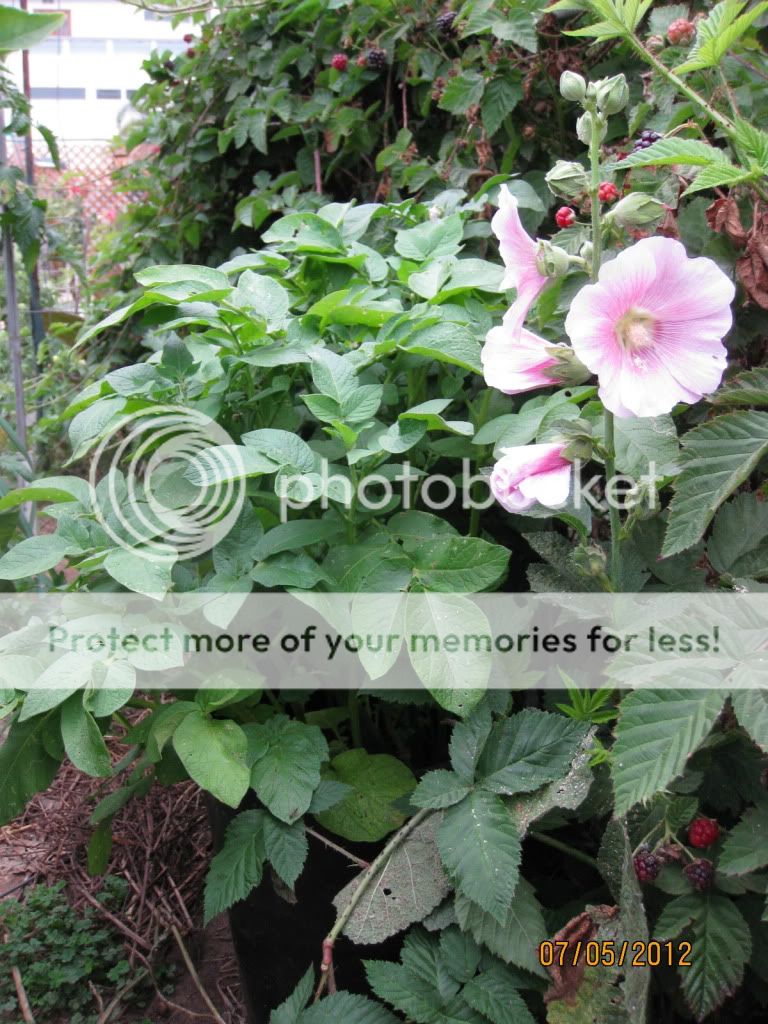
(206, 796, 403, 1024)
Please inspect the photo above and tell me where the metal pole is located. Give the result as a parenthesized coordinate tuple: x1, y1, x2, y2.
(20, 0, 45, 367)
(0, 107, 29, 455)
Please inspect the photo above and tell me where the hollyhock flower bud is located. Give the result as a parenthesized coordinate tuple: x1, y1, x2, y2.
(595, 74, 629, 115)
(536, 240, 571, 277)
(565, 236, 734, 417)
(543, 345, 592, 387)
(490, 443, 572, 512)
(560, 70, 587, 102)
(576, 110, 607, 146)
(545, 160, 589, 199)
(609, 192, 666, 229)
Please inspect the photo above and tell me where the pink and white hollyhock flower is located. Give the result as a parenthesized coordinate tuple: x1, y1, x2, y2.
(490, 442, 571, 513)
(482, 323, 563, 394)
(492, 184, 548, 337)
(565, 236, 734, 418)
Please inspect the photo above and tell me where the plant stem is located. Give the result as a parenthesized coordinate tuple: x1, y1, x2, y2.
(314, 809, 431, 1000)
(628, 39, 735, 136)
(529, 830, 599, 870)
(587, 108, 621, 590)
(603, 411, 621, 591)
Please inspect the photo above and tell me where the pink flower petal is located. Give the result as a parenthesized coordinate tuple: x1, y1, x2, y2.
(565, 236, 733, 418)
(482, 325, 561, 394)
(492, 185, 548, 337)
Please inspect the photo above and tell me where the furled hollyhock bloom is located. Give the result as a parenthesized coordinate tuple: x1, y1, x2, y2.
(482, 324, 563, 395)
(565, 237, 734, 418)
(492, 185, 549, 337)
(490, 443, 571, 512)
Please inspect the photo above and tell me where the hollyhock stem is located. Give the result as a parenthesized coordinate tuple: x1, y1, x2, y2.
(587, 107, 621, 591)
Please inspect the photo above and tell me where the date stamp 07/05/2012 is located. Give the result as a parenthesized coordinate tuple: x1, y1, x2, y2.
(538, 940, 692, 969)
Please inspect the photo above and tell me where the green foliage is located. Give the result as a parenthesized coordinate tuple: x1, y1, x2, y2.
(2, 5, 768, 1022)
(0, 879, 150, 1023)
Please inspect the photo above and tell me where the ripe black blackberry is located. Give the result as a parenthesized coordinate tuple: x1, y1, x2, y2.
(436, 10, 457, 36)
(366, 48, 388, 71)
(633, 850, 662, 883)
(684, 858, 715, 892)
(633, 129, 662, 151)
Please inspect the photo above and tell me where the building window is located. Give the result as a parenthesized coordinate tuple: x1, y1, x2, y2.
(97, 89, 121, 100)
(30, 87, 86, 100)
(33, 8, 71, 36)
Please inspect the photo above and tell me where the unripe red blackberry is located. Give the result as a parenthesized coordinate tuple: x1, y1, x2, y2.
(186, 48, 196, 58)
(366, 48, 388, 71)
(436, 10, 457, 37)
(633, 850, 662, 883)
(331, 53, 348, 71)
(555, 207, 576, 229)
(667, 18, 695, 46)
(684, 858, 715, 892)
(183, 33, 194, 44)
(598, 181, 619, 203)
(688, 817, 720, 849)
(356, 53, 367, 67)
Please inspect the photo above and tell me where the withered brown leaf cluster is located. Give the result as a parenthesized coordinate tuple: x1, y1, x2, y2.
(707, 197, 768, 309)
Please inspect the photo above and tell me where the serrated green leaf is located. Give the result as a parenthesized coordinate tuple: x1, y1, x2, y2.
(298, 991, 398, 1023)
(719, 798, 768, 875)
(204, 810, 266, 923)
(655, 891, 751, 1019)
(710, 368, 768, 408)
(454, 878, 548, 977)
(438, 72, 485, 115)
(270, 965, 314, 1024)
(438, 789, 521, 922)
(250, 715, 328, 824)
(663, 412, 768, 557)
(682, 162, 752, 196)
(462, 962, 536, 1024)
(477, 709, 589, 796)
(731, 690, 768, 751)
(411, 770, 471, 810)
(263, 817, 308, 888)
(615, 138, 731, 170)
(612, 690, 725, 815)
(675, 0, 768, 73)
(449, 704, 492, 785)
(708, 493, 768, 577)
(482, 79, 523, 137)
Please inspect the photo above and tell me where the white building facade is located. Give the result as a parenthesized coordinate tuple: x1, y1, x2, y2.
(5, 0, 195, 141)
